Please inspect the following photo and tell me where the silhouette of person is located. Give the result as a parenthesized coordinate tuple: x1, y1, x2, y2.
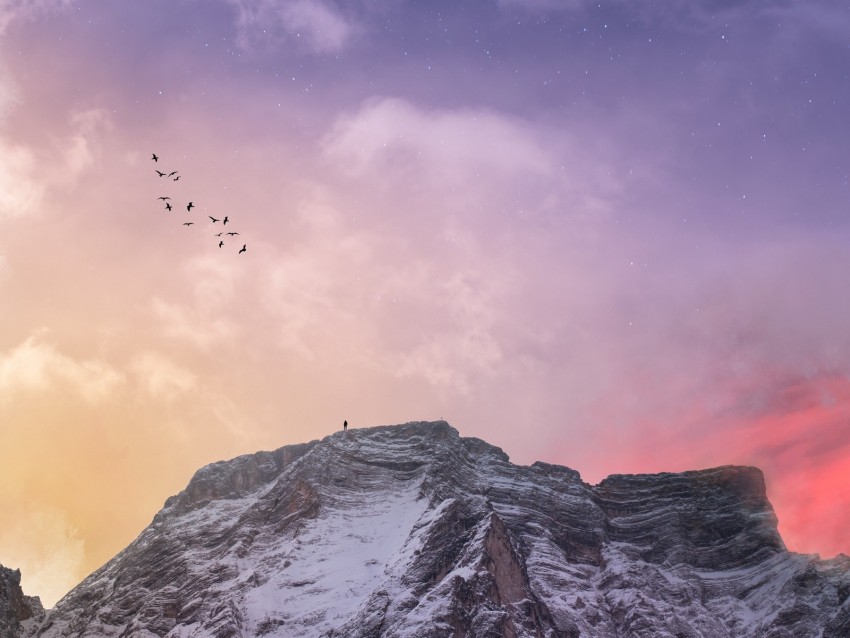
(343, 420, 348, 431)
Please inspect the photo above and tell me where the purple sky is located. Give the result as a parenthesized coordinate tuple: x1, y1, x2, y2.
(0, 0, 849, 606)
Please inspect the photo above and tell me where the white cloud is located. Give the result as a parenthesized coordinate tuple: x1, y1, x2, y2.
(280, 0, 352, 52)
(317, 97, 621, 395)
(0, 335, 124, 405)
(386, 269, 505, 394)
(151, 298, 238, 350)
(150, 252, 243, 350)
(0, 108, 107, 220)
(0, 0, 72, 34)
(224, 0, 355, 53)
(62, 133, 92, 177)
(321, 97, 621, 241)
(184, 253, 241, 311)
(393, 320, 504, 395)
(0, 141, 42, 219)
(258, 197, 374, 358)
(131, 352, 197, 402)
(324, 97, 551, 183)
(55, 109, 107, 184)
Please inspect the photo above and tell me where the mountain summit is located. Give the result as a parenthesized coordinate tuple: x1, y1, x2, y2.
(20, 421, 850, 636)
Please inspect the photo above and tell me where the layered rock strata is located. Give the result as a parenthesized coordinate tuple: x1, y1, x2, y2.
(27, 421, 850, 637)
(0, 565, 44, 638)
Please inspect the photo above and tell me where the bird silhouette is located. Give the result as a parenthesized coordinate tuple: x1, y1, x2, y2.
(145, 155, 251, 254)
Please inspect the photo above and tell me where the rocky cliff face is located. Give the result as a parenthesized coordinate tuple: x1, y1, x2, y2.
(0, 565, 44, 638)
(29, 421, 850, 637)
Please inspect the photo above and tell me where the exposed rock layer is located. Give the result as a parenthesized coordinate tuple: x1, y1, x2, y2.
(0, 565, 44, 638)
(23, 421, 850, 637)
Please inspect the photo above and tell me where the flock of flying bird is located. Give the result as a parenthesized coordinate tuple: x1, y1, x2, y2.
(151, 153, 247, 254)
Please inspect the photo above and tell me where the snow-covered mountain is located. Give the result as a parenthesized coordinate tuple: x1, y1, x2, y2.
(22, 421, 850, 636)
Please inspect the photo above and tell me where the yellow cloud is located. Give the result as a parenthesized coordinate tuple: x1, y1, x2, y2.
(0, 335, 124, 404)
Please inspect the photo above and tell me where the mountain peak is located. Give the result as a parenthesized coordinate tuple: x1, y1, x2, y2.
(29, 421, 850, 637)
(163, 420, 508, 517)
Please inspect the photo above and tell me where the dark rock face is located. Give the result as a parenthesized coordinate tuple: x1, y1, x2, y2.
(595, 465, 786, 570)
(0, 565, 44, 638)
(29, 421, 850, 637)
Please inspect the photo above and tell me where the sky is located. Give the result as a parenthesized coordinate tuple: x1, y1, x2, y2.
(0, 0, 848, 608)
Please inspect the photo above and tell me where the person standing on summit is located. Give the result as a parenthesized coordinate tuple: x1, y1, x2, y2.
(343, 420, 348, 431)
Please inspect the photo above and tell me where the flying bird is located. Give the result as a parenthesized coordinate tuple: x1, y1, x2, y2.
(238, 244, 246, 254)
(173, 175, 181, 181)
(152, 153, 158, 162)
(209, 216, 219, 223)
(187, 202, 194, 211)
(219, 241, 224, 248)
(215, 232, 223, 237)
(183, 222, 194, 226)
(157, 196, 170, 200)
(156, 170, 166, 177)
(165, 203, 172, 211)
(226, 232, 239, 236)
(167, 171, 178, 177)
(223, 216, 229, 225)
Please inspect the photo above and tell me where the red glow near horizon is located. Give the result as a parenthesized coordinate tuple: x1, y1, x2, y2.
(742, 377, 850, 558)
(571, 375, 850, 559)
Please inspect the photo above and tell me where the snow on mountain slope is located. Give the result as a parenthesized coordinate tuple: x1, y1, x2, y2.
(30, 421, 850, 637)
(238, 475, 427, 636)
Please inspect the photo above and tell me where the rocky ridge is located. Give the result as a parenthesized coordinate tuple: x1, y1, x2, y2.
(0, 565, 44, 638)
(19, 421, 850, 637)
